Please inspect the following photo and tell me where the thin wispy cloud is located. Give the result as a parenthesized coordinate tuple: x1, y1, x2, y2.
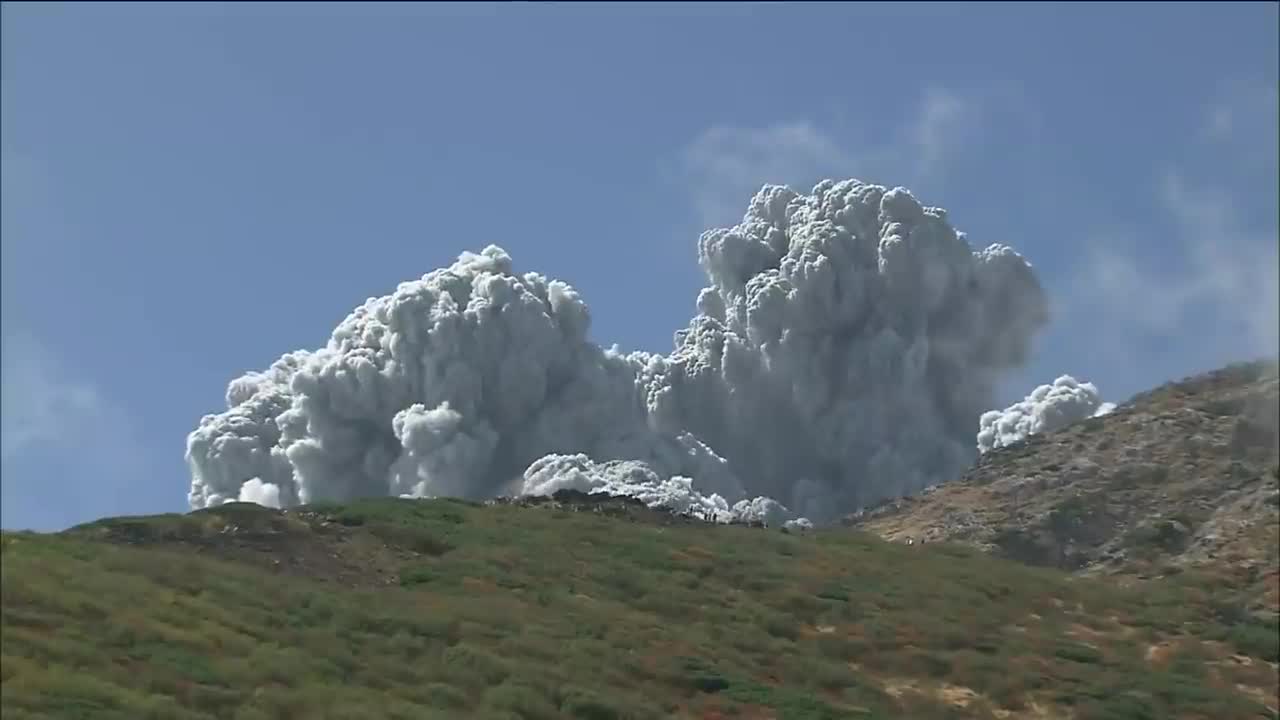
(679, 121, 855, 228)
(1073, 177, 1278, 355)
(1159, 173, 1279, 357)
(1065, 80, 1280, 374)
(675, 87, 983, 228)
(1, 333, 152, 530)
(1199, 80, 1279, 184)
(1203, 81, 1279, 143)
(907, 87, 980, 186)
(1, 334, 113, 461)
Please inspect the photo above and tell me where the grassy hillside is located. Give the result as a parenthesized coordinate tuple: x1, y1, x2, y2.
(2, 496, 1278, 720)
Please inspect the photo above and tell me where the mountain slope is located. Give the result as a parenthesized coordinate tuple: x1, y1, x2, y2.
(3, 491, 1279, 720)
(847, 361, 1279, 605)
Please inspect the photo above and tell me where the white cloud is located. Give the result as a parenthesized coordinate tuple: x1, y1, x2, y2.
(1159, 173, 1279, 356)
(1200, 81, 1279, 182)
(1, 334, 115, 461)
(908, 87, 980, 184)
(1057, 79, 1279, 371)
(1207, 105, 1234, 139)
(1068, 173, 1279, 363)
(1203, 81, 1279, 143)
(1, 333, 160, 530)
(679, 121, 854, 227)
(675, 87, 983, 228)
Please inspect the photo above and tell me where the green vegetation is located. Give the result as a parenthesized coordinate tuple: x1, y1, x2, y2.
(2, 497, 1276, 719)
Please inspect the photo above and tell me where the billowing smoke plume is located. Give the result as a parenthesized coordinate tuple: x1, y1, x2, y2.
(976, 375, 1116, 454)
(187, 179, 1050, 524)
(522, 454, 794, 525)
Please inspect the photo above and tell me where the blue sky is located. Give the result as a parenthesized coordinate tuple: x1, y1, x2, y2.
(3, 2, 1277, 531)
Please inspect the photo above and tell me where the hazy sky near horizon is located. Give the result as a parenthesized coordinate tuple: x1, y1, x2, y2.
(3, 2, 1277, 531)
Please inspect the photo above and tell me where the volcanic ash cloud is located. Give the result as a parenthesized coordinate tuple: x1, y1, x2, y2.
(187, 178, 1051, 523)
(976, 375, 1116, 454)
